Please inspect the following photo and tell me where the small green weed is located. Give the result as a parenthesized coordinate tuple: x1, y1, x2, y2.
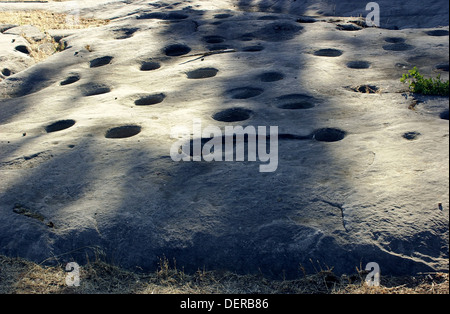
(401, 66, 449, 96)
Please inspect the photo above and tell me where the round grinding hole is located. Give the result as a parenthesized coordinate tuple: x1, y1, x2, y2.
(384, 37, 406, 43)
(382, 43, 414, 51)
(346, 60, 371, 69)
(113, 27, 139, 40)
(227, 87, 264, 99)
(403, 131, 421, 140)
(105, 125, 141, 139)
(351, 85, 379, 94)
(45, 120, 76, 133)
(212, 108, 252, 122)
(278, 101, 315, 110)
(440, 110, 449, 120)
(89, 56, 113, 68)
(187, 68, 219, 79)
(214, 13, 233, 19)
(259, 71, 284, 82)
(60, 74, 80, 86)
(203, 35, 226, 44)
(336, 24, 362, 31)
(134, 93, 166, 106)
(242, 45, 265, 52)
(296, 16, 317, 23)
(240, 33, 254, 41)
(1, 68, 11, 76)
(435, 63, 449, 72)
(256, 22, 303, 41)
(277, 94, 316, 109)
(164, 44, 191, 57)
(140, 61, 161, 71)
(82, 83, 111, 97)
(313, 128, 346, 142)
(426, 29, 449, 36)
(314, 48, 343, 57)
(15, 45, 30, 55)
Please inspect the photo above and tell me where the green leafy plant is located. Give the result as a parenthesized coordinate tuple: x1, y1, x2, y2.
(401, 66, 449, 96)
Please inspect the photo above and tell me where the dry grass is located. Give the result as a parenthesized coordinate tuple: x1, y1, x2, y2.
(0, 255, 448, 294)
(0, 9, 109, 62)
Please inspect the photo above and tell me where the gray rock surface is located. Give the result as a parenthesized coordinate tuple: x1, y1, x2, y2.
(0, 0, 448, 278)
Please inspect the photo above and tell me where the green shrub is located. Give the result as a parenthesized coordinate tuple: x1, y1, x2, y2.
(401, 66, 449, 96)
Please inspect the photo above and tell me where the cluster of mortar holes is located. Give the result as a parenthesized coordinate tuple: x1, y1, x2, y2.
(435, 63, 449, 72)
(45, 120, 76, 133)
(140, 60, 161, 71)
(113, 28, 139, 40)
(137, 12, 188, 20)
(134, 93, 166, 106)
(203, 35, 226, 44)
(164, 44, 191, 56)
(60, 74, 80, 86)
(214, 13, 233, 19)
(81, 83, 111, 97)
(242, 45, 265, 52)
(403, 131, 421, 140)
(382, 43, 414, 51)
(384, 37, 406, 43)
(187, 68, 219, 79)
(212, 107, 253, 122)
(227, 87, 264, 99)
(259, 71, 284, 82)
(105, 125, 141, 139)
(89, 56, 113, 68)
(346, 60, 371, 69)
(1, 68, 11, 76)
(336, 24, 362, 31)
(350, 85, 379, 94)
(15, 45, 30, 55)
(314, 48, 343, 57)
(426, 29, 449, 37)
(440, 110, 449, 121)
(313, 128, 346, 142)
(276, 94, 315, 110)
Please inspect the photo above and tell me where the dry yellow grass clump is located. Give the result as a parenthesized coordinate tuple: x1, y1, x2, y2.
(0, 9, 109, 61)
(0, 255, 448, 294)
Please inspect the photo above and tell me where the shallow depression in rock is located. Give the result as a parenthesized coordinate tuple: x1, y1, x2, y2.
(164, 44, 191, 56)
(140, 61, 161, 71)
(259, 71, 284, 82)
(134, 93, 166, 106)
(212, 108, 253, 122)
(382, 43, 414, 51)
(226, 87, 264, 99)
(105, 125, 142, 139)
(81, 84, 111, 96)
(60, 74, 80, 86)
(45, 120, 76, 133)
(187, 68, 219, 79)
(89, 56, 113, 68)
(346, 61, 371, 69)
(313, 128, 346, 142)
(314, 48, 343, 57)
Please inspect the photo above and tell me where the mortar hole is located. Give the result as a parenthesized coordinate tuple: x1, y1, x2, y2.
(105, 125, 141, 139)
